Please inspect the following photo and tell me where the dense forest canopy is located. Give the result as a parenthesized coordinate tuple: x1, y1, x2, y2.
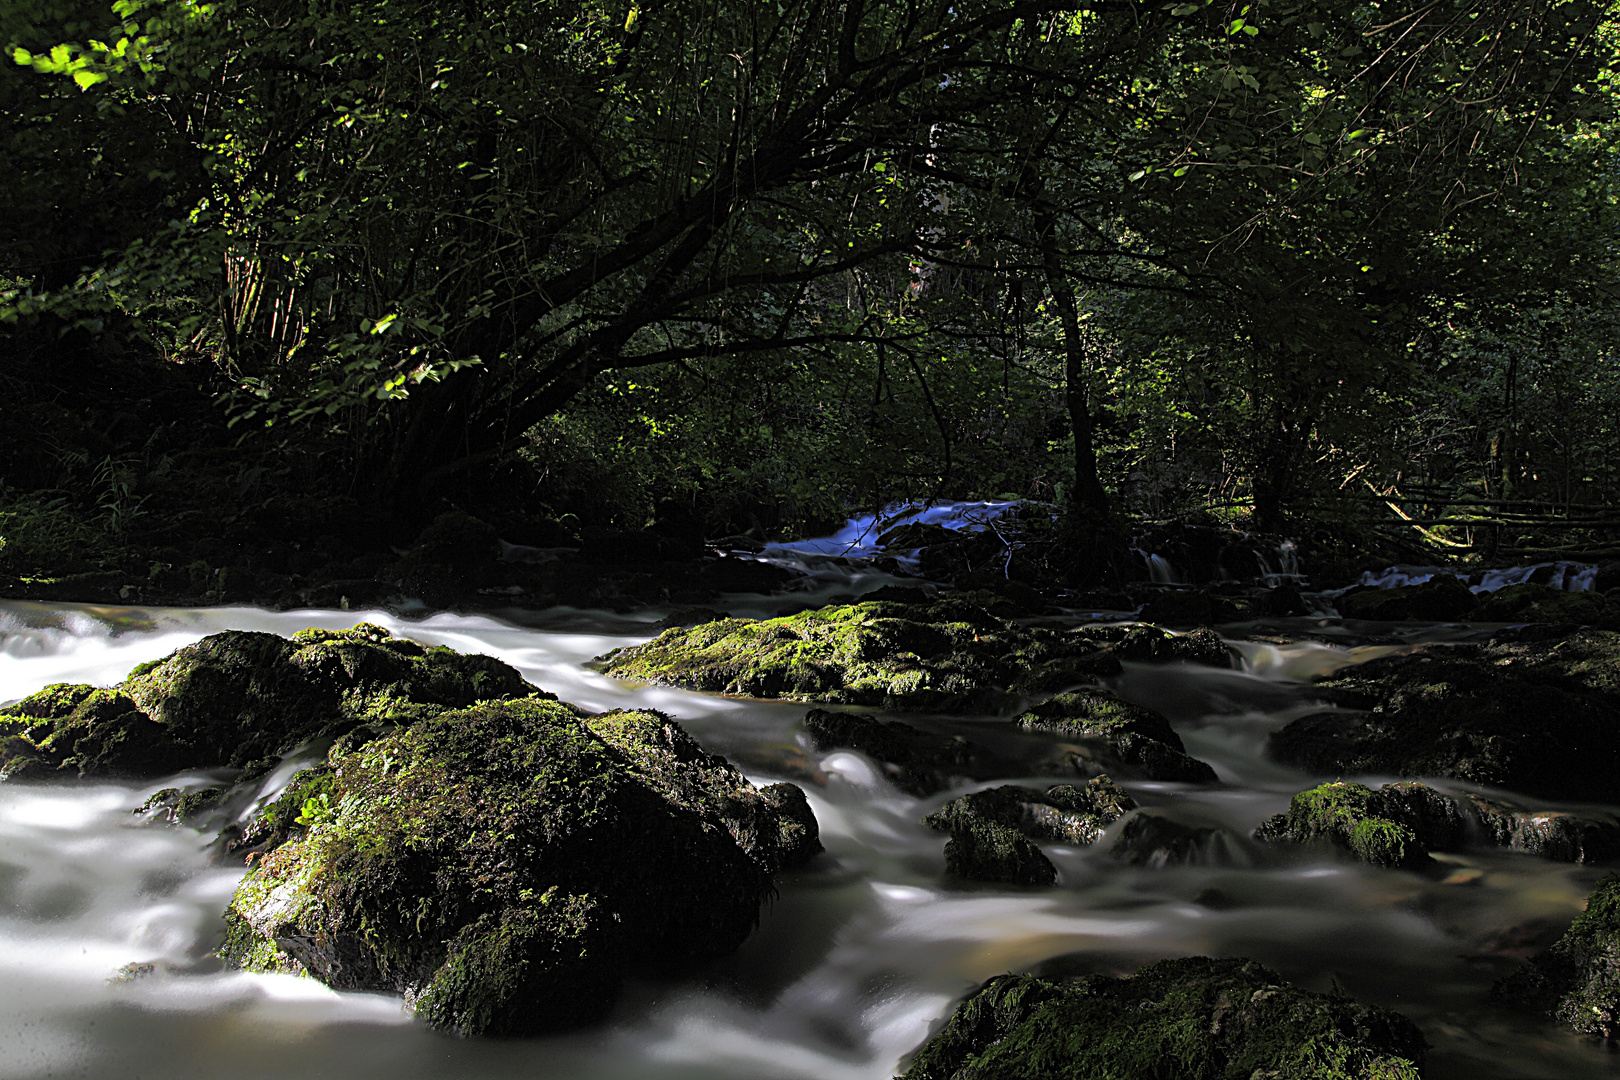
(3, 0, 1618, 565)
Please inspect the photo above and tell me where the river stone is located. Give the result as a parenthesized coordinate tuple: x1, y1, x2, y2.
(1473, 583, 1609, 625)
(219, 701, 819, 1036)
(1135, 589, 1242, 626)
(0, 623, 538, 780)
(1015, 690, 1218, 783)
(592, 599, 1120, 713)
(1495, 873, 1620, 1039)
(1257, 780, 1620, 868)
(1335, 574, 1477, 622)
(1115, 625, 1235, 667)
(1109, 810, 1231, 866)
(1269, 633, 1620, 803)
(899, 956, 1425, 1079)
(922, 778, 1137, 884)
(802, 708, 1022, 797)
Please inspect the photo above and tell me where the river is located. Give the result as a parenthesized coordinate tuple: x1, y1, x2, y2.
(1, 596, 1616, 1079)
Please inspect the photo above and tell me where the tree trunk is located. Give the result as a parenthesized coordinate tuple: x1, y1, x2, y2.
(1036, 217, 1109, 518)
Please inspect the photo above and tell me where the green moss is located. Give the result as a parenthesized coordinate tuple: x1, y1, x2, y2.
(2, 623, 539, 782)
(593, 600, 1121, 713)
(1254, 781, 1427, 870)
(1014, 690, 1217, 784)
(220, 698, 819, 1036)
(1496, 873, 1620, 1038)
(901, 957, 1424, 1080)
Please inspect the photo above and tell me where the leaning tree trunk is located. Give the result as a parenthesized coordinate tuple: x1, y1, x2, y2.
(1037, 221, 1109, 519)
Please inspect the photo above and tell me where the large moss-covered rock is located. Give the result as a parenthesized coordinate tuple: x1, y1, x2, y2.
(1495, 873, 1620, 1039)
(1254, 781, 1445, 870)
(899, 956, 1425, 1079)
(1015, 690, 1218, 783)
(923, 778, 1137, 884)
(593, 599, 1123, 712)
(0, 623, 537, 780)
(1258, 780, 1620, 869)
(1269, 633, 1620, 802)
(802, 708, 1022, 797)
(220, 701, 819, 1036)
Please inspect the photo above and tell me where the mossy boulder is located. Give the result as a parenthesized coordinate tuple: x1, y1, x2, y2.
(923, 778, 1137, 884)
(0, 623, 538, 780)
(1495, 873, 1620, 1039)
(1014, 690, 1218, 783)
(899, 956, 1425, 1079)
(1269, 634, 1620, 803)
(1335, 575, 1477, 622)
(220, 700, 819, 1036)
(1258, 780, 1620, 869)
(1254, 781, 1443, 870)
(802, 708, 1022, 797)
(593, 599, 1121, 713)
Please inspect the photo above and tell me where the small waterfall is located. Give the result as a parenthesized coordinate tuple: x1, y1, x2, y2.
(1136, 550, 1177, 584)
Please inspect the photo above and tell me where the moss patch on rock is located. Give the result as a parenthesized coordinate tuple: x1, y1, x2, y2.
(1014, 690, 1218, 783)
(593, 599, 1127, 712)
(923, 778, 1137, 884)
(1336, 575, 1478, 622)
(1495, 873, 1620, 1039)
(1269, 634, 1620, 803)
(0, 623, 538, 780)
(220, 700, 819, 1036)
(899, 956, 1425, 1079)
(1258, 780, 1620, 869)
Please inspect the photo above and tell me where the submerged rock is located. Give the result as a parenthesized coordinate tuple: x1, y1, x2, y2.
(220, 701, 819, 1036)
(1269, 633, 1620, 803)
(593, 599, 1121, 713)
(899, 956, 1425, 1079)
(802, 708, 1021, 797)
(1495, 873, 1620, 1039)
(0, 623, 537, 780)
(1014, 690, 1218, 783)
(923, 778, 1137, 884)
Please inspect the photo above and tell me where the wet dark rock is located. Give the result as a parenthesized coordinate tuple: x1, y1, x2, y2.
(658, 607, 731, 630)
(1262, 581, 1311, 617)
(1473, 583, 1608, 625)
(899, 956, 1426, 1079)
(802, 709, 1021, 797)
(1135, 588, 1242, 626)
(1269, 633, 1620, 803)
(220, 701, 818, 1036)
(397, 511, 502, 607)
(229, 766, 338, 855)
(137, 785, 229, 827)
(1109, 811, 1230, 866)
(1015, 690, 1218, 784)
(1115, 625, 1235, 667)
(0, 623, 538, 780)
(697, 556, 801, 593)
(923, 778, 1136, 884)
(1335, 574, 1477, 622)
(1495, 873, 1620, 1039)
(593, 600, 1120, 713)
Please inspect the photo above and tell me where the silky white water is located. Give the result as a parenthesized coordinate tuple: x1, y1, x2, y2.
(1, 599, 1617, 1079)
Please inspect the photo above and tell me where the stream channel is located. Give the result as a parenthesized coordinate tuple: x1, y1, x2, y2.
(2, 578, 1618, 1078)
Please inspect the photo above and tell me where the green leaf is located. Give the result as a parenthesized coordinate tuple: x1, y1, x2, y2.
(72, 68, 107, 89)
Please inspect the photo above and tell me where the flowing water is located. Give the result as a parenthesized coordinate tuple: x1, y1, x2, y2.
(2, 597, 1618, 1080)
